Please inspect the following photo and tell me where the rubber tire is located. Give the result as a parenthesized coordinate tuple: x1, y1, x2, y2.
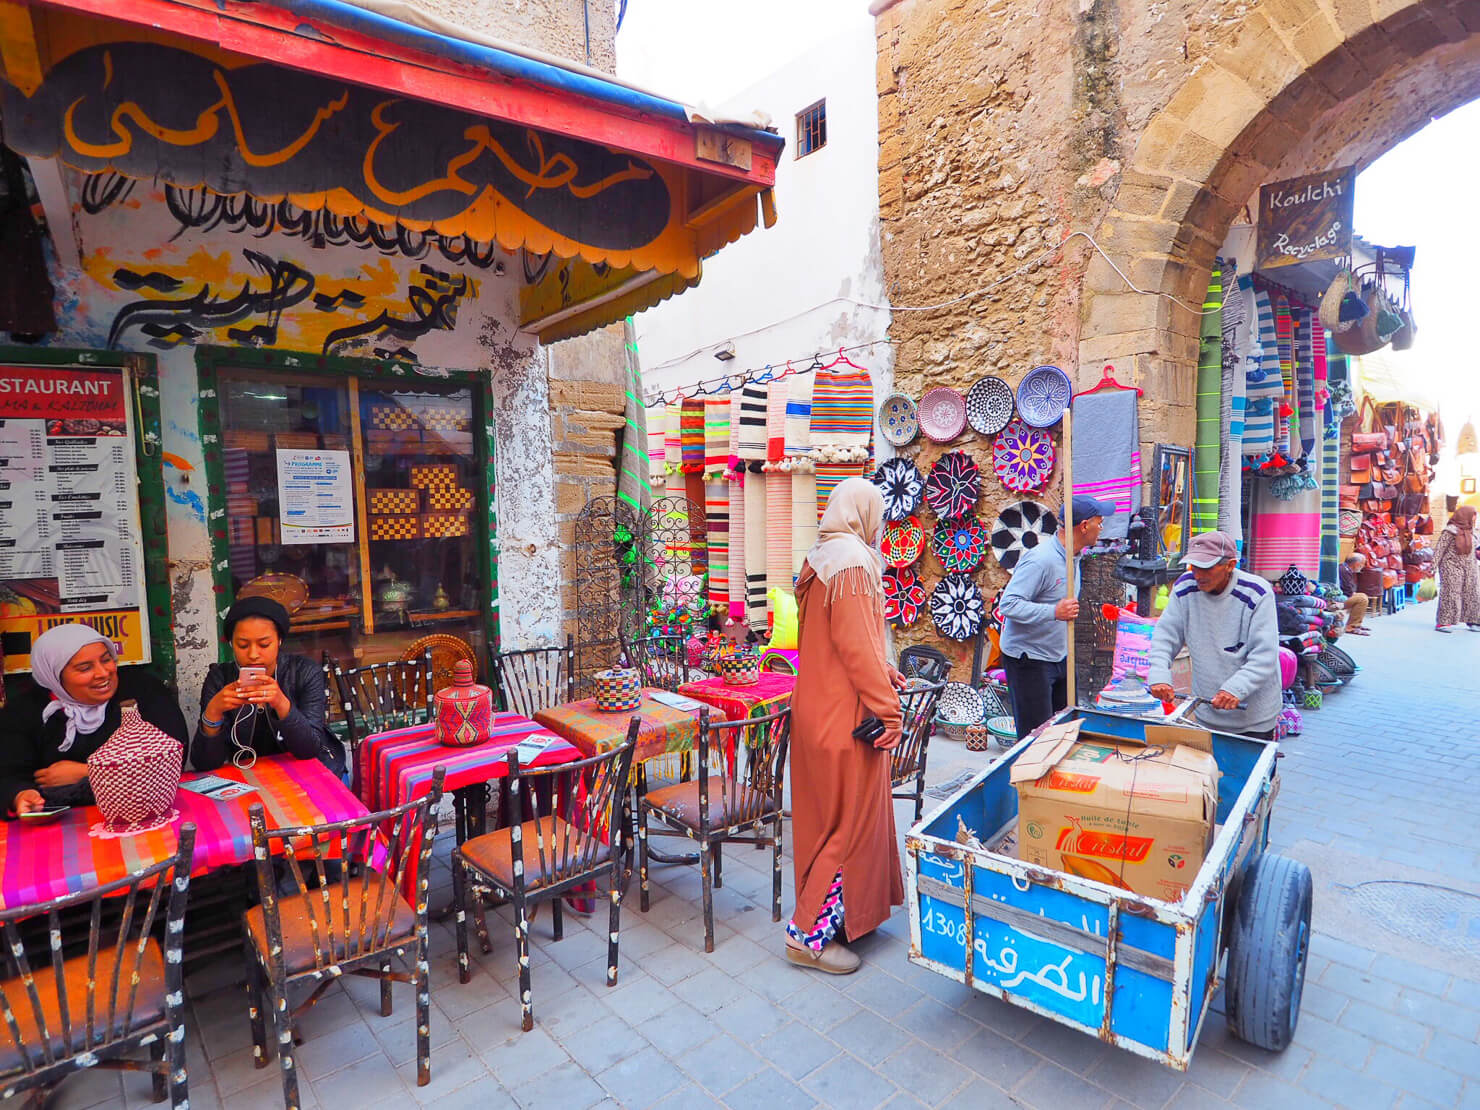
(1225, 851, 1312, 1051)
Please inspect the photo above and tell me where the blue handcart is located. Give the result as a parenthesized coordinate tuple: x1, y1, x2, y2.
(905, 706, 1311, 1070)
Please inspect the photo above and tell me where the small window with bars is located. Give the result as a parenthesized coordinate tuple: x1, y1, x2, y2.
(796, 99, 827, 158)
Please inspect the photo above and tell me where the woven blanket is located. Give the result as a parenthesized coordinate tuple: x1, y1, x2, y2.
(706, 477, 729, 609)
(1193, 266, 1223, 535)
(1295, 307, 1316, 458)
(785, 374, 814, 456)
(685, 473, 707, 575)
(705, 395, 731, 477)
(766, 470, 793, 592)
(728, 409, 745, 618)
(1274, 295, 1295, 454)
(815, 460, 869, 523)
(767, 379, 788, 462)
(1243, 281, 1280, 454)
(646, 402, 668, 485)
(745, 474, 768, 629)
(1312, 320, 1329, 413)
(680, 396, 706, 473)
(617, 343, 651, 513)
(1219, 264, 1246, 542)
(810, 368, 874, 447)
(1249, 486, 1320, 581)
(1070, 388, 1140, 540)
(738, 385, 768, 461)
(792, 471, 818, 572)
(1319, 414, 1341, 582)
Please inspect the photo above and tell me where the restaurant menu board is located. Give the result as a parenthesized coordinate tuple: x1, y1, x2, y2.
(0, 366, 151, 672)
(275, 449, 354, 544)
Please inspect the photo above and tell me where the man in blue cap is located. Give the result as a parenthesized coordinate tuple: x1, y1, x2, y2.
(998, 493, 1117, 739)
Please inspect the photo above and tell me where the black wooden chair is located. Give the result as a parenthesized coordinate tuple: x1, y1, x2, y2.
(638, 706, 791, 952)
(452, 725, 637, 1032)
(329, 649, 434, 749)
(0, 826, 196, 1108)
(622, 632, 694, 692)
(899, 644, 951, 683)
(491, 635, 575, 717)
(891, 679, 947, 823)
(243, 770, 445, 1108)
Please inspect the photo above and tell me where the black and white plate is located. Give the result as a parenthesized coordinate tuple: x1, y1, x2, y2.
(990, 499, 1058, 572)
(937, 681, 986, 726)
(966, 376, 1015, 436)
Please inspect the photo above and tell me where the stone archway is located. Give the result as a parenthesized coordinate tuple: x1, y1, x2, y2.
(1082, 0, 1480, 449)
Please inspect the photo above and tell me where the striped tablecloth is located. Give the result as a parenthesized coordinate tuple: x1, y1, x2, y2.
(0, 756, 369, 911)
(357, 715, 582, 814)
(676, 673, 795, 724)
(533, 692, 702, 766)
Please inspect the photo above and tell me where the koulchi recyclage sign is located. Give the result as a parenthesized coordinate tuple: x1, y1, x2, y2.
(1256, 166, 1355, 271)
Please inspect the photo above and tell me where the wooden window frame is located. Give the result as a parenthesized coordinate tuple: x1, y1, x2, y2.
(795, 99, 827, 159)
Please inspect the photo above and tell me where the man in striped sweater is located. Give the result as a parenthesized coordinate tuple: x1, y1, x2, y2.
(1147, 531, 1282, 738)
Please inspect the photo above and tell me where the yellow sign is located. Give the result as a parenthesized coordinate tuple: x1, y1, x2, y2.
(1, 610, 148, 673)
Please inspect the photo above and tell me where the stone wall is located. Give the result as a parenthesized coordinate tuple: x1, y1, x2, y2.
(405, 0, 616, 71)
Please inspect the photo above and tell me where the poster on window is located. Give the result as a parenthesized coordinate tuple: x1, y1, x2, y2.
(275, 449, 354, 544)
(0, 366, 151, 672)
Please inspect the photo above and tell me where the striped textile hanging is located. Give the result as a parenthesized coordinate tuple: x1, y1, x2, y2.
(1312, 321, 1329, 414)
(1249, 487, 1321, 581)
(646, 402, 667, 489)
(792, 472, 818, 574)
(815, 461, 869, 521)
(1319, 407, 1341, 583)
(706, 477, 729, 610)
(766, 470, 793, 596)
(685, 472, 707, 576)
(737, 385, 768, 460)
(665, 402, 686, 499)
(745, 473, 768, 629)
(616, 320, 652, 512)
(785, 374, 814, 456)
(1274, 295, 1295, 454)
(766, 380, 788, 463)
(1219, 262, 1246, 543)
(1243, 281, 1280, 455)
(728, 404, 746, 620)
(680, 397, 706, 474)
(1295, 308, 1317, 459)
(810, 369, 874, 448)
(1192, 266, 1223, 536)
(704, 395, 731, 478)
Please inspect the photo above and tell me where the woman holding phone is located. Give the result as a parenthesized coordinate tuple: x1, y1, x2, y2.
(192, 597, 345, 777)
(785, 478, 907, 975)
(0, 623, 188, 816)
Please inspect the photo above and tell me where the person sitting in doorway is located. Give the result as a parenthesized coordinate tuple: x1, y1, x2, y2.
(1338, 553, 1372, 636)
(997, 494, 1116, 740)
(1147, 531, 1281, 739)
(0, 624, 188, 816)
(192, 597, 345, 778)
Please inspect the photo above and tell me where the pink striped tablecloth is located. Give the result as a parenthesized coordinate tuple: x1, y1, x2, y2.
(676, 673, 796, 724)
(357, 714, 582, 814)
(0, 756, 369, 910)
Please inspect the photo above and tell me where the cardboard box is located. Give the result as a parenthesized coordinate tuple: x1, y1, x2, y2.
(1011, 720, 1219, 902)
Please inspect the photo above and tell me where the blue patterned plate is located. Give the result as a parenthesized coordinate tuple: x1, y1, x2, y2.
(1016, 365, 1073, 428)
(878, 393, 919, 446)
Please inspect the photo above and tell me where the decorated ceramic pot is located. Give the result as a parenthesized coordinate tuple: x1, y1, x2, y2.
(594, 668, 642, 712)
(87, 700, 182, 837)
(435, 660, 494, 747)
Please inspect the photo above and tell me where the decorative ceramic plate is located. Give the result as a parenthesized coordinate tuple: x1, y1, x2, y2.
(883, 566, 927, 627)
(236, 572, 310, 614)
(918, 387, 967, 443)
(932, 517, 989, 574)
(992, 419, 1056, 493)
(881, 515, 926, 568)
(401, 633, 476, 693)
(878, 393, 920, 447)
(1016, 365, 1073, 428)
(966, 376, 1015, 436)
(923, 451, 981, 521)
(931, 574, 986, 641)
(937, 681, 986, 726)
(872, 457, 925, 522)
(990, 499, 1058, 572)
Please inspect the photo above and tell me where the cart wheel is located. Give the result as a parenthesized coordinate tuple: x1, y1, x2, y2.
(1225, 852, 1312, 1051)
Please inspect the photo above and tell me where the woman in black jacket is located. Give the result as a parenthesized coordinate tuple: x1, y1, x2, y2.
(0, 624, 188, 816)
(192, 597, 346, 778)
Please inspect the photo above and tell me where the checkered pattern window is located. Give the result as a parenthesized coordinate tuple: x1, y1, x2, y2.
(796, 100, 826, 158)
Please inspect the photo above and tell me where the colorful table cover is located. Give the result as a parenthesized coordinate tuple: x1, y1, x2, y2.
(0, 756, 368, 910)
(676, 672, 795, 724)
(534, 692, 702, 766)
(357, 713, 583, 815)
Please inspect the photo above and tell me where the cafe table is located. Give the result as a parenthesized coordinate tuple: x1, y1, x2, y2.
(0, 754, 370, 911)
(675, 671, 796, 723)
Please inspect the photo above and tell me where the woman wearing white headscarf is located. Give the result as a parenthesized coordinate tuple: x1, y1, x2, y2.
(0, 624, 187, 815)
(785, 477, 906, 975)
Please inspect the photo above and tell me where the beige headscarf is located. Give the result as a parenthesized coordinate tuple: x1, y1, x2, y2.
(803, 477, 885, 602)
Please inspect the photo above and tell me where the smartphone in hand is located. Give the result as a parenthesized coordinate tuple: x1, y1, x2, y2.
(239, 665, 267, 687)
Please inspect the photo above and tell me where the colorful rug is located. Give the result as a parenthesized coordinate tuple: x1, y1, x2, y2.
(646, 402, 668, 487)
(729, 411, 745, 621)
(1070, 388, 1141, 540)
(1193, 266, 1223, 536)
(706, 477, 729, 610)
(766, 379, 788, 463)
(816, 461, 869, 521)
(766, 470, 793, 594)
(1274, 294, 1295, 454)
(810, 368, 874, 448)
(685, 472, 708, 576)
(1295, 307, 1316, 458)
(705, 395, 732, 478)
(1249, 486, 1320, 581)
(680, 396, 706, 474)
(785, 374, 814, 457)
(738, 385, 768, 461)
(1219, 268, 1246, 544)
(1243, 280, 1280, 455)
(1320, 408, 1341, 583)
(792, 472, 818, 573)
(745, 474, 768, 630)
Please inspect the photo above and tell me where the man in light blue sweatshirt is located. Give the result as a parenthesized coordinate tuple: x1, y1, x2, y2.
(1147, 531, 1282, 737)
(998, 494, 1117, 739)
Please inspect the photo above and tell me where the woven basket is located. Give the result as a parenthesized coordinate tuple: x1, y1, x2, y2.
(594, 668, 642, 712)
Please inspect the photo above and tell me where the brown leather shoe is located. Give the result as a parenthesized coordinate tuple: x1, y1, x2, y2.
(785, 939, 861, 975)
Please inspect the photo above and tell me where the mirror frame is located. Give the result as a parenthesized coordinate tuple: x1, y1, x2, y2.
(1151, 444, 1193, 563)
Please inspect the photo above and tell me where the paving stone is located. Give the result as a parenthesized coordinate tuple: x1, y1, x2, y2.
(1298, 1055, 1399, 1110)
(510, 1058, 608, 1110)
(1085, 1045, 1189, 1108)
(1339, 1001, 1430, 1055)
(680, 1034, 767, 1096)
(1230, 1071, 1333, 1110)
(892, 997, 983, 1051)
(292, 1019, 380, 1081)
(712, 989, 791, 1042)
(596, 1045, 687, 1108)
(304, 1050, 406, 1107)
(1308, 935, 1377, 973)
(843, 964, 926, 1016)
(722, 1066, 820, 1110)
(392, 1035, 490, 1106)
(639, 1001, 721, 1057)
(829, 1007, 906, 1061)
(558, 1012, 650, 1076)
(1425, 1031, 1480, 1079)
(953, 1026, 1041, 1090)
(1370, 956, 1454, 999)
(670, 966, 758, 1015)
(1217, 1037, 1311, 1084)
(1016, 1014, 1114, 1072)
(1292, 1014, 1377, 1066)
(221, 1074, 322, 1110)
(935, 1078, 1031, 1109)
(755, 1021, 842, 1082)
(1163, 1084, 1236, 1109)
(1012, 1060, 1116, 1110)
(1320, 963, 1403, 1010)
(782, 978, 864, 1030)
(1182, 1046, 1253, 1100)
(1298, 982, 1350, 1023)
(800, 1052, 898, 1109)
(1395, 989, 1480, 1041)
(1365, 1044, 1465, 1106)
(878, 1039, 973, 1104)
(471, 1025, 570, 1088)
(651, 1085, 717, 1110)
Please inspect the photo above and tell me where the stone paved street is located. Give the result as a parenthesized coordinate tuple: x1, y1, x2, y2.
(65, 601, 1480, 1110)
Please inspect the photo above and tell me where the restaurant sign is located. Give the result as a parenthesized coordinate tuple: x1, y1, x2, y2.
(0, 367, 151, 672)
(1256, 167, 1355, 271)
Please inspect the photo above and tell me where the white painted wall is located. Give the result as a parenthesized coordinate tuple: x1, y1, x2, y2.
(629, 19, 892, 420)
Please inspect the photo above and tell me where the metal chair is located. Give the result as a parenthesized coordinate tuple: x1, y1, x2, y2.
(243, 771, 444, 1108)
(0, 826, 196, 1108)
(623, 632, 694, 692)
(452, 725, 637, 1032)
(638, 707, 791, 953)
(491, 634, 575, 717)
(329, 649, 434, 748)
(891, 680, 947, 823)
(899, 644, 951, 683)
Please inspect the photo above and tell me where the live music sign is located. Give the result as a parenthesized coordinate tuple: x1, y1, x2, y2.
(1256, 166, 1355, 271)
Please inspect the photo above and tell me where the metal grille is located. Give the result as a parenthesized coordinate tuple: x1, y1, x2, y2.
(796, 99, 827, 158)
(1347, 880, 1480, 960)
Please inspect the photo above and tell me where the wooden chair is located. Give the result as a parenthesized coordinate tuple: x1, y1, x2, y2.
(638, 707, 791, 953)
(451, 725, 637, 1032)
(243, 770, 445, 1108)
(329, 649, 434, 748)
(891, 679, 947, 823)
(622, 632, 694, 692)
(0, 826, 196, 1108)
(491, 634, 575, 717)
